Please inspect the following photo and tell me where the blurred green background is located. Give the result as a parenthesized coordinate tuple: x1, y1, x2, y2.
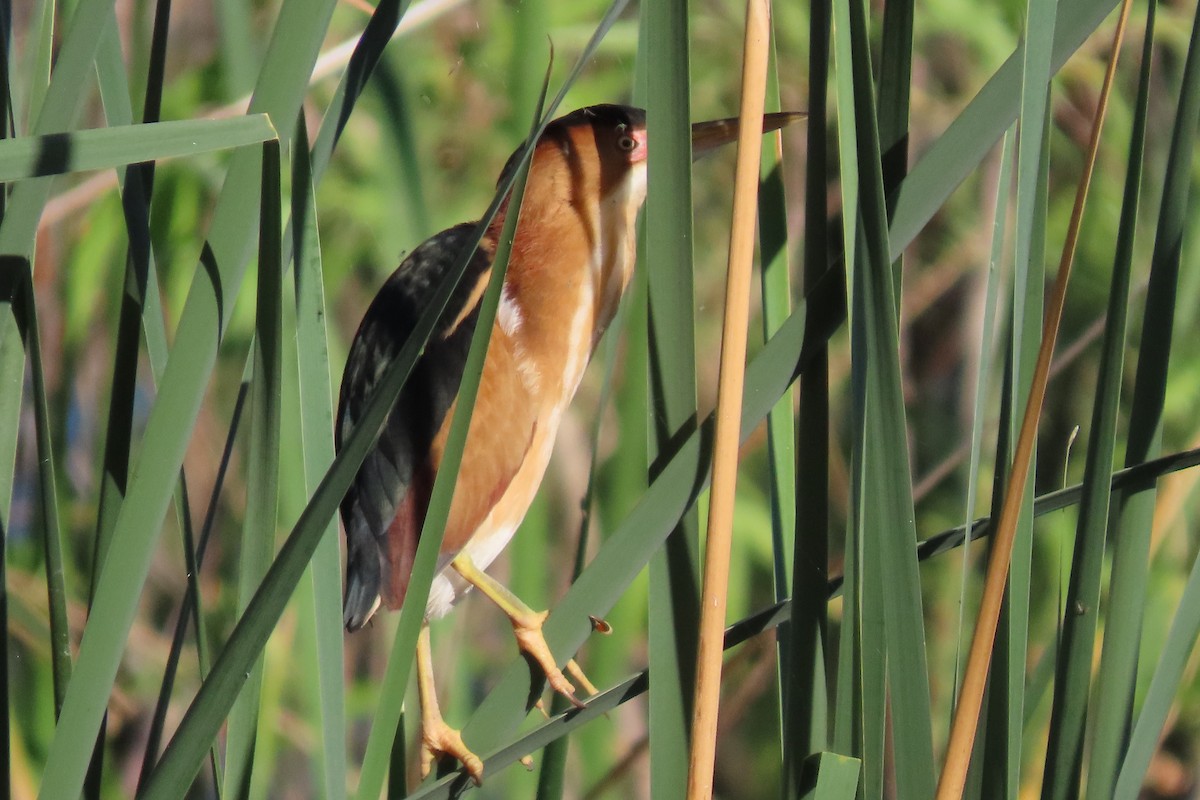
(6, 0, 1200, 797)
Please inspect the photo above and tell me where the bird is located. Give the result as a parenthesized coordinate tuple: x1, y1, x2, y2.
(336, 103, 802, 785)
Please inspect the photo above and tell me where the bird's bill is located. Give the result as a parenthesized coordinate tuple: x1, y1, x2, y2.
(690, 111, 806, 158)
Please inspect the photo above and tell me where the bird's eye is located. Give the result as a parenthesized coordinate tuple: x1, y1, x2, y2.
(617, 134, 638, 152)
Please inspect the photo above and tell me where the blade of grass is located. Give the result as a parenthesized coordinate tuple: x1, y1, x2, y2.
(0, 0, 121, 254)
(983, 111, 1051, 798)
(35, 0, 337, 787)
(2, 260, 70, 718)
(139, 0, 173, 137)
(0, 116, 277, 181)
(882, 445, 1200, 576)
(1092, 2, 1200, 795)
(987, 123, 1041, 799)
(953, 129, 1013, 715)
(579, 248, 652, 786)
(1085, 4, 1161, 793)
(17, 0, 54, 133)
(876, 0, 912, 213)
(876, 0, 912, 306)
(639, 0, 701, 794)
(87, 21, 148, 797)
(305, 0, 416, 196)
(0, 9, 9, 136)
(844, 0, 938, 789)
(785, 0, 831, 782)
(976, 345, 1016, 795)
(291, 114, 346, 800)
(994, 0, 1061, 784)
(831, 1, 858, 279)
(248, 613, 291, 798)
(0, 0, 143, 600)
(215, 0, 258, 99)
(1039, 1, 1134, 794)
(0, 0, 149, 557)
(1112, 548, 1200, 798)
(936, 3, 1126, 794)
(223, 138, 283, 800)
(801, 753, 861, 800)
(0, 20, 19, 728)
(97, 26, 228, 797)
(534, 276, 636, 799)
(830, 0, 867, 784)
(92, 0, 226, 790)
(137, 381, 247, 796)
(0, 43, 10, 781)
(757, 21, 800, 767)
(386, 707, 408, 800)
(371, 56, 431, 241)
(504, 0, 548, 140)
(888, 0, 1119, 258)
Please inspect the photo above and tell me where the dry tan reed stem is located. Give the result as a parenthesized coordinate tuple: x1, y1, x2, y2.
(935, 1, 1134, 795)
(685, 0, 772, 797)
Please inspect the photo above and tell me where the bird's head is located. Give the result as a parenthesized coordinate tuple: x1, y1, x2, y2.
(489, 104, 803, 319)
(495, 103, 804, 229)
(493, 105, 648, 238)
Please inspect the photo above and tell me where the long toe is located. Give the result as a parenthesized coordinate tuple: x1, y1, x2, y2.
(511, 610, 584, 707)
(421, 717, 484, 786)
(567, 659, 600, 697)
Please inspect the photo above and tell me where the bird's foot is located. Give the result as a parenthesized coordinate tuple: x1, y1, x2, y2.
(532, 660, 597, 720)
(511, 610, 599, 708)
(420, 716, 484, 786)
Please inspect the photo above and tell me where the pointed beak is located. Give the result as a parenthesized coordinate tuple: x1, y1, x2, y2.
(690, 111, 806, 159)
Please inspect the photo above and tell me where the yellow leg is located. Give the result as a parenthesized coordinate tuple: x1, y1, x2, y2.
(452, 554, 599, 705)
(416, 622, 484, 785)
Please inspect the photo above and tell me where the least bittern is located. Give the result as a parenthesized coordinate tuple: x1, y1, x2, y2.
(337, 104, 801, 784)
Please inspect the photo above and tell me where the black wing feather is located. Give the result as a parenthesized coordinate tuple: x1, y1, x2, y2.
(338, 223, 491, 630)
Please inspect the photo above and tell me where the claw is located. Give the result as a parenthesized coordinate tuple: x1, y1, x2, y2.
(567, 659, 600, 697)
(420, 716, 484, 786)
(512, 610, 585, 707)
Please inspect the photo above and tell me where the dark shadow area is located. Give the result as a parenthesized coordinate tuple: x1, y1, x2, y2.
(33, 132, 72, 178)
(198, 241, 224, 340)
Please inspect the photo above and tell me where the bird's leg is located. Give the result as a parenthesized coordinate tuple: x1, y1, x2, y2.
(452, 554, 599, 706)
(416, 622, 484, 785)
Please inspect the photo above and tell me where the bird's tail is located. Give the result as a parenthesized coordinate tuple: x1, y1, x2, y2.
(344, 522, 382, 631)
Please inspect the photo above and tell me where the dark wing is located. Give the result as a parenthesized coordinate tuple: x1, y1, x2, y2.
(337, 223, 492, 630)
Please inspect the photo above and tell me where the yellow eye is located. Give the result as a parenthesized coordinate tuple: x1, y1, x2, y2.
(617, 134, 637, 152)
